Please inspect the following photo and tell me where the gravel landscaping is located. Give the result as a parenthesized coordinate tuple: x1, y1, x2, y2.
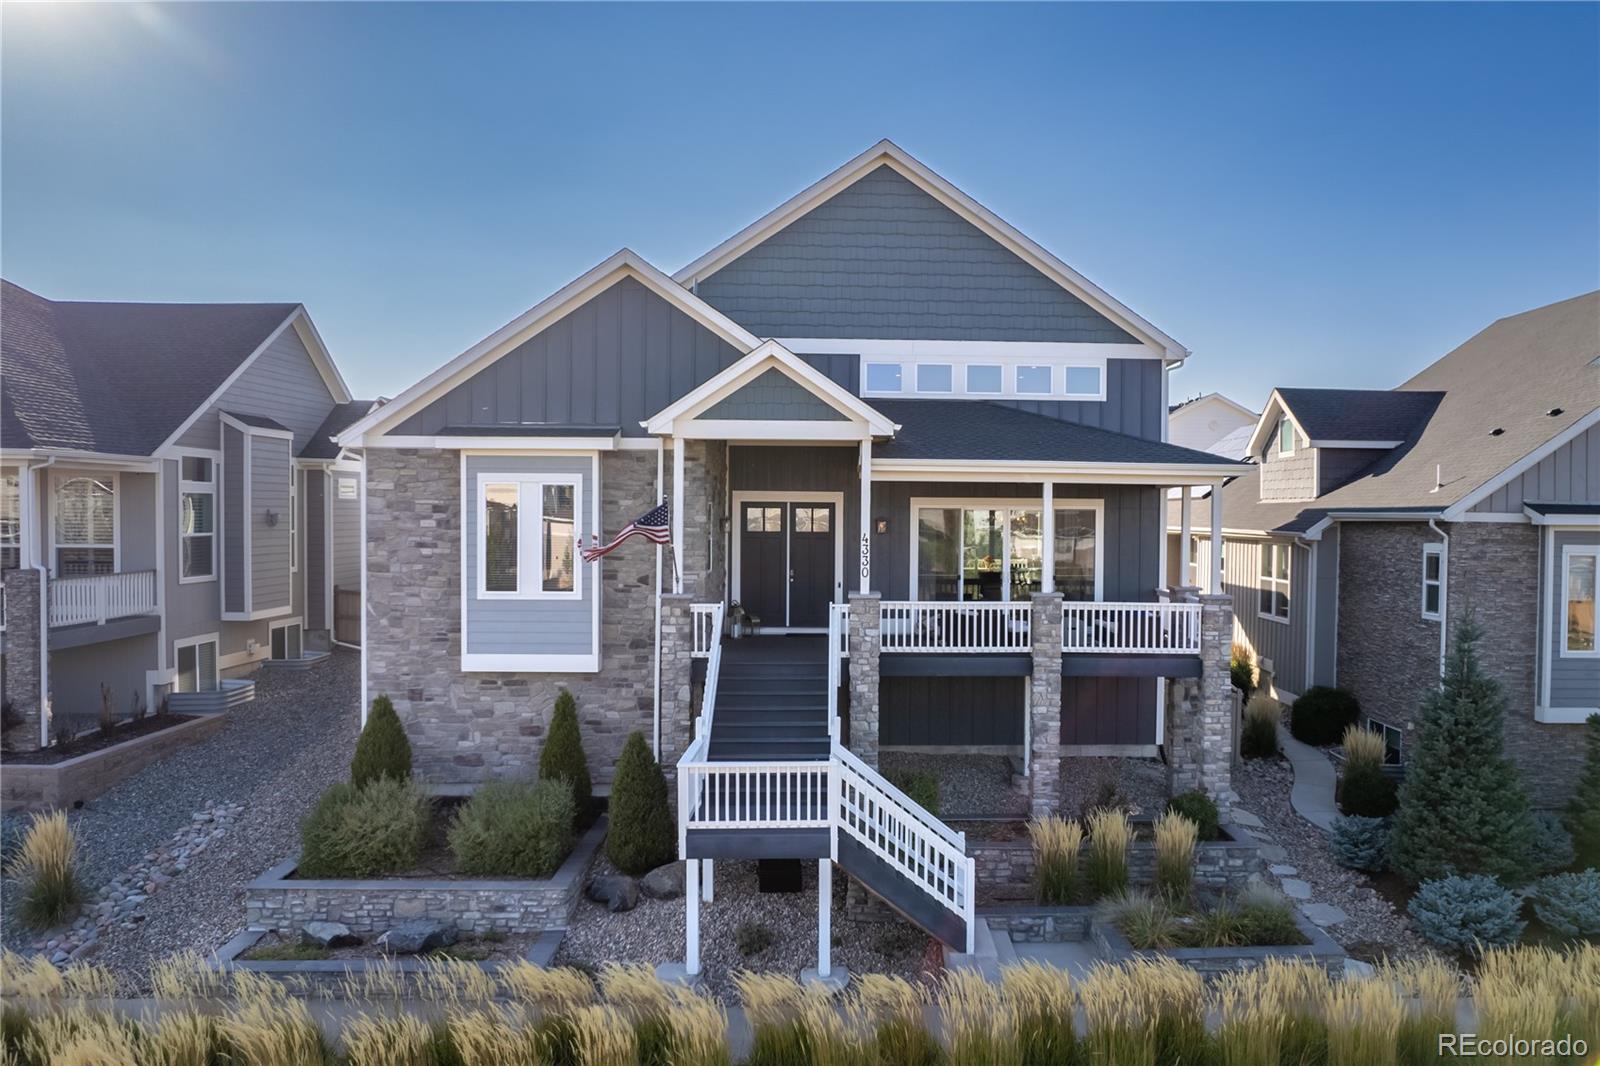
(1, 650, 360, 987)
(874, 752, 1171, 821)
(1060, 756, 1168, 819)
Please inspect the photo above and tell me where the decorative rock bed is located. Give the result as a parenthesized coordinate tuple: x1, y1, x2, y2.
(243, 819, 606, 938)
(970, 819, 1264, 895)
(1092, 909, 1347, 979)
(1, 714, 228, 810)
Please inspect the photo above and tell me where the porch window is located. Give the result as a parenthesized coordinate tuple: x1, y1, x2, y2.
(864, 363, 903, 393)
(794, 506, 830, 533)
(1259, 542, 1291, 622)
(176, 638, 218, 693)
(1, 471, 18, 570)
(966, 365, 1002, 394)
(1563, 546, 1597, 656)
(1016, 365, 1052, 395)
(916, 364, 953, 394)
(914, 503, 1099, 602)
(179, 457, 216, 581)
(540, 483, 576, 594)
(1054, 508, 1099, 601)
(1421, 543, 1443, 620)
(477, 476, 581, 599)
(52, 474, 115, 576)
(746, 506, 783, 532)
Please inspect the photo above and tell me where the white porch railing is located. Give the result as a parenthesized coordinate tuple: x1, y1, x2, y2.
(690, 603, 720, 658)
(48, 570, 158, 628)
(1061, 601, 1202, 654)
(878, 600, 1032, 653)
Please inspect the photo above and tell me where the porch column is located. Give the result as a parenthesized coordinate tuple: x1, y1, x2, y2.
(657, 593, 696, 795)
(672, 437, 685, 594)
(1029, 592, 1064, 817)
(1165, 592, 1238, 813)
(1, 568, 46, 752)
(1209, 483, 1224, 595)
(857, 438, 872, 594)
(1179, 490, 1193, 584)
(846, 592, 881, 767)
(1041, 482, 1055, 594)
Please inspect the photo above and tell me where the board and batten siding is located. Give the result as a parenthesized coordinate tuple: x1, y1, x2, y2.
(389, 277, 746, 440)
(174, 322, 338, 455)
(1546, 528, 1600, 710)
(880, 676, 1025, 749)
(1311, 528, 1339, 689)
(250, 435, 292, 613)
(1220, 536, 1311, 698)
(461, 455, 595, 660)
(1473, 422, 1600, 513)
(304, 471, 327, 631)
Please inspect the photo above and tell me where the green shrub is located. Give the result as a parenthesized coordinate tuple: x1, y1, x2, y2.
(1528, 811, 1576, 875)
(1407, 875, 1525, 954)
(449, 779, 575, 878)
(1240, 693, 1280, 759)
(6, 811, 82, 930)
(1567, 714, 1600, 869)
(1339, 762, 1398, 818)
(1329, 815, 1390, 873)
(889, 771, 940, 816)
(1165, 791, 1220, 841)
(539, 689, 592, 811)
(1526, 870, 1600, 938)
(1390, 621, 1534, 885)
(1289, 687, 1361, 746)
(298, 777, 429, 878)
(606, 731, 675, 875)
(734, 921, 776, 957)
(1234, 884, 1308, 945)
(1230, 642, 1256, 701)
(351, 694, 412, 788)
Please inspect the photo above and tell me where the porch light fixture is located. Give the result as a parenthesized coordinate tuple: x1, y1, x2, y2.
(264, 509, 279, 527)
(876, 518, 889, 534)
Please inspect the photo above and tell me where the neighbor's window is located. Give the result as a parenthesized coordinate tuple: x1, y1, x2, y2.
(1365, 718, 1403, 766)
(966, 365, 1003, 394)
(53, 473, 115, 576)
(1, 471, 19, 570)
(864, 363, 903, 393)
(1016, 366, 1052, 395)
(1259, 542, 1291, 621)
(1563, 547, 1597, 656)
(176, 639, 218, 693)
(1277, 417, 1295, 456)
(478, 477, 581, 599)
(179, 457, 216, 581)
(916, 364, 953, 393)
(1421, 543, 1443, 620)
(1063, 366, 1103, 398)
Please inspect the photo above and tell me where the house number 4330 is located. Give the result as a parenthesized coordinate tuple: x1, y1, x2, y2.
(859, 533, 871, 579)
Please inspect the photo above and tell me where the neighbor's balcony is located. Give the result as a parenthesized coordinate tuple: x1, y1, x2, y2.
(49, 570, 159, 629)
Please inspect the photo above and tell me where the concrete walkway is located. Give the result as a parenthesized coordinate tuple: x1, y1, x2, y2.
(1277, 724, 1339, 831)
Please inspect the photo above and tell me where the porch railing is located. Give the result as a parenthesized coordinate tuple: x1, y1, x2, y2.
(1061, 601, 1202, 654)
(49, 570, 158, 628)
(690, 603, 720, 658)
(878, 600, 1032, 654)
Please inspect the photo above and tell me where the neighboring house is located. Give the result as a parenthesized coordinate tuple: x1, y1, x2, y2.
(1170, 291, 1599, 808)
(1168, 392, 1258, 457)
(338, 141, 1246, 963)
(0, 280, 372, 751)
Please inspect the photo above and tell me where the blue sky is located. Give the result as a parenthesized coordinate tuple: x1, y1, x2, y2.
(3, 3, 1596, 409)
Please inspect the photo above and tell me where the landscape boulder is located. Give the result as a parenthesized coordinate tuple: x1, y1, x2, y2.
(587, 874, 640, 912)
(640, 861, 686, 900)
(378, 919, 459, 954)
(300, 921, 361, 949)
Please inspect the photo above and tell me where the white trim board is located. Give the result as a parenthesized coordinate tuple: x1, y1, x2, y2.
(776, 338, 1161, 360)
(730, 490, 846, 630)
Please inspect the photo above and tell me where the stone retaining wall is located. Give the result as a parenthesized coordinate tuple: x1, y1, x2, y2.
(1093, 912, 1345, 980)
(210, 927, 562, 994)
(980, 904, 1094, 943)
(244, 820, 605, 937)
(1, 714, 227, 810)
(969, 822, 1263, 893)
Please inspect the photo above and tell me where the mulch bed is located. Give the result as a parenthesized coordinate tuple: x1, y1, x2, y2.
(1, 715, 198, 765)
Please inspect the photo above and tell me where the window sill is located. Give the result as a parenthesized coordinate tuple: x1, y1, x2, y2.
(1256, 612, 1291, 625)
(179, 575, 218, 586)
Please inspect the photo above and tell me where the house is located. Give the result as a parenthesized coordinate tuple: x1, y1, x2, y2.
(0, 280, 371, 751)
(336, 141, 1247, 969)
(1168, 392, 1258, 457)
(1170, 291, 1599, 808)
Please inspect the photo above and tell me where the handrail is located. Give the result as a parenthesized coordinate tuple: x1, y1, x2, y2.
(879, 600, 1032, 653)
(48, 570, 159, 628)
(826, 605, 843, 742)
(1061, 601, 1202, 654)
(832, 742, 966, 851)
(690, 603, 721, 658)
(691, 602, 726, 739)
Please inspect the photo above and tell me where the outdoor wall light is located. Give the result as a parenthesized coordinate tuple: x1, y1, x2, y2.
(876, 518, 889, 534)
(264, 509, 279, 527)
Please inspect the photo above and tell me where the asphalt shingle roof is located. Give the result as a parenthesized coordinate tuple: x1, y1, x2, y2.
(299, 401, 378, 459)
(1276, 387, 1444, 443)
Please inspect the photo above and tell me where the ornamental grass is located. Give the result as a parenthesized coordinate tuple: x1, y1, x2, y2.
(1341, 723, 1387, 773)
(1027, 814, 1084, 905)
(1152, 811, 1198, 903)
(7, 811, 83, 930)
(1085, 807, 1132, 900)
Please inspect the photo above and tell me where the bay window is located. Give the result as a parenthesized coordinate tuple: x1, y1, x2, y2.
(52, 473, 115, 576)
(477, 475, 581, 599)
(1259, 542, 1291, 622)
(179, 456, 216, 581)
(914, 501, 1100, 602)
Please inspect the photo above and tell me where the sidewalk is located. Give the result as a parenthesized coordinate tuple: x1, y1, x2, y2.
(1276, 724, 1338, 832)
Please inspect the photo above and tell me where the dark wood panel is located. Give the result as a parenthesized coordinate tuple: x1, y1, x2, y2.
(880, 676, 1025, 747)
(1061, 676, 1156, 746)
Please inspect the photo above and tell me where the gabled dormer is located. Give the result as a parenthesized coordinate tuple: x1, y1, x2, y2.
(1247, 388, 1444, 502)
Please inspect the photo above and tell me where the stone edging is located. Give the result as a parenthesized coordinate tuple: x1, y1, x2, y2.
(1, 715, 228, 810)
(1093, 908, 1346, 978)
(210, 926, 563, 990)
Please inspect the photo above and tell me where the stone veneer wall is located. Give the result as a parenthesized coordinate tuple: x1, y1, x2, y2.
(657, 593, 695, 792)
(970, 828, 1262, 894)
(1338, 521, 1585, 808)
(1, 568, 44, 752)
(1165, 594, 1237, 810)
(365, 448, 660, 785)
(846, 592, 881, 767)
(1028, 593, 1063, 816)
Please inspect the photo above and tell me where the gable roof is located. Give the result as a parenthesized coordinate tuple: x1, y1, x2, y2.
(1248, 387, 1443, 454)
(0, 280, 347, 457)
(300, 400, 377, 459)
(671, 140, 1189, 362)
(1169, 392, 1256, 420)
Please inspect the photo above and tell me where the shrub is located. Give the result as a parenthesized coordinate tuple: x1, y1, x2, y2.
(1568, 714, 1600, 870)
(1526, 870, 1600, 938)
(1340, 724, 1386, 774)
(1029, 815, 1085, 906)
(606, 732, 675, 875)
(1527, 811, 1576, 875)
(6, 811, 82, 929)
(450, 779, 576, 878)
(1339, 762, 1398, 818)
(734, 922, 776, 957)
(1230, 642, 1256, 700)
(1085, 807, 1131, 900)
(98, 684, 115, 739)
(1390, 621, 1534, 885)
(1240, 693, 1280, 759)
(1153, 812, 1197, 903)
(1234, 884, 1308, 945)
(540, 689, 592, 812)
(1106, 891, 1180, 949)
(350, 694, 412, 788)
(1166, 791, 1220, 842)
(1289, 687, 1360, 746)
(1329, 815, 1390, 873)
(1407, 875, 1525, 954)
(298, 777, 429, 878)
(889, 771, 940, 816)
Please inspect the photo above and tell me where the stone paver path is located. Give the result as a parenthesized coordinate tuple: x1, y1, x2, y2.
(1277, 723, 1339, 831)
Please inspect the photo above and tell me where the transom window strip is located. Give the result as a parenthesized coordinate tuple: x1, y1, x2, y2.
(861, 360, 1104, 399)
(916, 505, 1098, 602)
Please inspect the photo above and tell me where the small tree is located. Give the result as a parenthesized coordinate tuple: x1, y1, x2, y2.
(539, 689, 592, 810)
(1567, 713, 1600, 869)
(606, 731, 675, 875)
(351, 694, 412, 788)
(1389, 621, 1534, 885)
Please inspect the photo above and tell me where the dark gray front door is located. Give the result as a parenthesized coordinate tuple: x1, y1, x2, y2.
(740, 502, 787, 627)
(788, 503, 834, 628)
(738, 500, 836, 628)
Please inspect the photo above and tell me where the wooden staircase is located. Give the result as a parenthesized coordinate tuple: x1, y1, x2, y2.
(707, 637, 830, 762)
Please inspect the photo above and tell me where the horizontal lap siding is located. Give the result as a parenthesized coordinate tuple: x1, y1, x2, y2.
(1474, 423, 1600, 512)
(1061, 677, 1156, 746)
(222, 425, 245, 614)
(250, 436, 292, 612)
(304, 472, 327, 631)
(175, 325, 338, 455)
(1222, 537, 1309, 696)
(881, 676, 1025, 746)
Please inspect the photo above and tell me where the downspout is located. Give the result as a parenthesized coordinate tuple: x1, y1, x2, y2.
(28, 456, 59, 748)
(1427, 518, 1448, 678)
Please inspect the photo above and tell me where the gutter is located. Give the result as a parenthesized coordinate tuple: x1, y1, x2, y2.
(1427, 518, 1449, 678)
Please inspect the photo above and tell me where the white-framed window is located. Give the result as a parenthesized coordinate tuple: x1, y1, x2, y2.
(175, 636, 219, 693)
(1364, 717, 1403, 766)
(916, 364, 954, 394)
(1277, 417, 1295, 456)
(1421, 543, 1443, 621)
(179, 455, 216, 583)
(270, 620, 303, 660)
(1015, 365, 1052, 394)
(864, 362, 903, 394)
(52, 472, 116, 576)
(1, 471, 19, 570)
(912, 499, 1101, 603)
(1258, 542, 1291, 622)
(477, 474, 582, 600)
(1063, 365, 1103, 400)
(966, 365, 1002, 394)
(859, 357, 1108, 401)
(1562, 545, 1597, 657)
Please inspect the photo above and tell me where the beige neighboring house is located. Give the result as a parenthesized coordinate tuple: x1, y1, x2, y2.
(1168, 392, 1258, 457)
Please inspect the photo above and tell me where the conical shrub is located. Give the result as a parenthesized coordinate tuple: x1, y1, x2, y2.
(351, 694, 412, 788)
(540, 689, 592, 810)
(606, 731, 675, 875)
(1568, 713, 1600, 868)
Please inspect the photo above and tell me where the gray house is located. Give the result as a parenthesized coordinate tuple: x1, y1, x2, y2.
(1173, 291, 1599, 807)
(0, 280, 370, 750)
(339, 142, 1247, 968)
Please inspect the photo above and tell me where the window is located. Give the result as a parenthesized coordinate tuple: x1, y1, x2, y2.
(1054, 508, 1100, 602)
(1016, 366, 1052, 395)
(1563, 546, 1597, 656)
(916, 364, 953, 393)
(745, 506, 783, 533)
(794, 506, 830, 533)
(477, 475, 582, 599)
(1421, 543, 1443, 620)
(864, 363, 903, 394)
(1364, 718, 1403, 766)
(1258, 542, 1291, 621)
(270, 622, 303, 661)
(175, 638, 218, 693)
(179, 457, 215, 582)
(52, 474, 115, 576)
(1, 471, 19, 570)
(1277, 417, 1295, 456)
(966, 365, 1002, 394)
(1063, 366, 1103, 399)
(914, 501, 1099, 603)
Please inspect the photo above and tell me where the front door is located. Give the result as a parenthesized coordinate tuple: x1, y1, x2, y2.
(738, 500, 836, 629)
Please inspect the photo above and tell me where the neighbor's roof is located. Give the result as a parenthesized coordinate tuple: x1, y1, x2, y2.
(0, 279, 303, 456)
(300, 400, 377, 459)
(1273, 387, 1445, 445)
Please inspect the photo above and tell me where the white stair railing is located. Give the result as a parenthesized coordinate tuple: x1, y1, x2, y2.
(1061, 601, 1202, 654)
(879, 600, 1031, 653)
(48, 570, 158, 628)
(690, 603, 721, 658)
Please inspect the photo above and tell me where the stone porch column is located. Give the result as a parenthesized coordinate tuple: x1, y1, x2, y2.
(1029, 592, 1064, 817)
(1, 568, 46, 752)
(657, 593, 695, 795)
(1166, 592, 1237, 812)
(846, 592, 881, 768)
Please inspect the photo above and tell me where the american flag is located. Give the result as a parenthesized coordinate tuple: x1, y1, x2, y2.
(581, 500, 670, 563)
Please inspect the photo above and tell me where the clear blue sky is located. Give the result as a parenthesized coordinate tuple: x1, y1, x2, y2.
(3, 3, 1596, 410)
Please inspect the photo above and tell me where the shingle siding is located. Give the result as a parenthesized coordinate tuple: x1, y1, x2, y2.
(700, 368, 847, 421)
